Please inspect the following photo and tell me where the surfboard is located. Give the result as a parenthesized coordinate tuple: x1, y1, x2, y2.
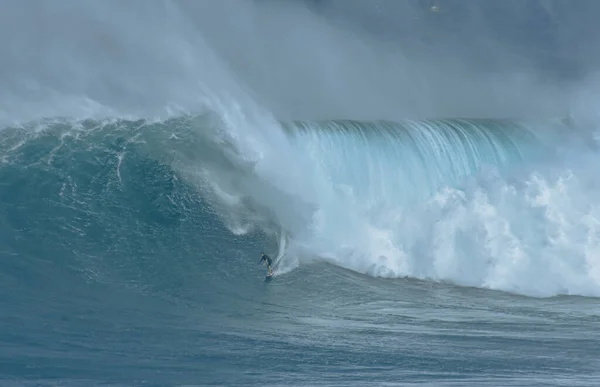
(265, 273, 274, 281)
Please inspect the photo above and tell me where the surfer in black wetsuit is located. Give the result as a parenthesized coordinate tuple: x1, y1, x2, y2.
(259, 252, 273, 276)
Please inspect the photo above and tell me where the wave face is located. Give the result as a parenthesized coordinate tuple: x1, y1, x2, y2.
(276, 117, 600, 297)
(2, 114, 599, 299)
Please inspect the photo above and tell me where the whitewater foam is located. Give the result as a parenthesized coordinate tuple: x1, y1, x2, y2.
(181, 102, 600, 297)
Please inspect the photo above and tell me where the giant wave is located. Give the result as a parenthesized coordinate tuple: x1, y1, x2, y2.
(2, 111, 599, 298)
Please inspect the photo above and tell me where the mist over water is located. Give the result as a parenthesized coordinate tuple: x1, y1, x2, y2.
(4, 0, 599, 120)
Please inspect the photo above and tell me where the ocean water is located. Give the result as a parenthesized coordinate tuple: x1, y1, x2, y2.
(2, 1, 600, 386)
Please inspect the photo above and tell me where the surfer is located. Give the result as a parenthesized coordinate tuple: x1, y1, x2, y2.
(259, 252, 273, 276)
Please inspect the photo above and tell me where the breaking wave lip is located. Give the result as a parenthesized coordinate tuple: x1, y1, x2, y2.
(2, 112, 600, 298)
(186, 112, 600, 298)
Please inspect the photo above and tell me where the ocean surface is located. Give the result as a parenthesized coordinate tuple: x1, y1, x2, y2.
(2, 1, 600, 386)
